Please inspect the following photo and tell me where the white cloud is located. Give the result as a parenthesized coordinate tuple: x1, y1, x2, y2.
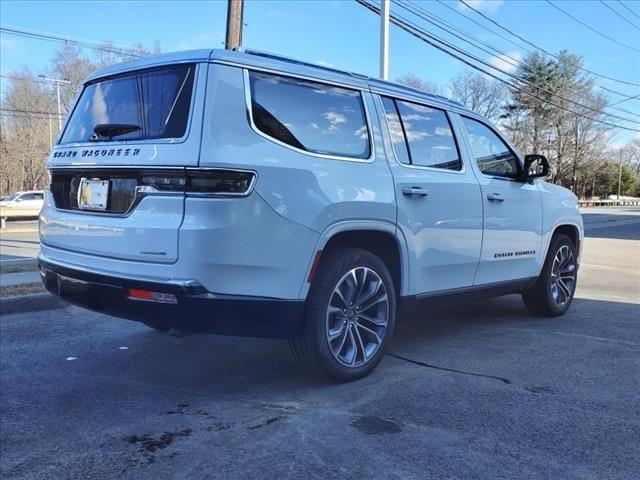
(489, 52, 523, 73)
(458, 0, 504, 13)
(323, 112, 346, 125)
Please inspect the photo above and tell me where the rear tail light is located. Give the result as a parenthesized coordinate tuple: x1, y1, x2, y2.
(186, 169, 255, 196)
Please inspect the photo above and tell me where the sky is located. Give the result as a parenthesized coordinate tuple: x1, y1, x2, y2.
(1, 0, 639, 142)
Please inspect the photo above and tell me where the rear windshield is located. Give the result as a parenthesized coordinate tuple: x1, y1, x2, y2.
(60, 64, 195, 144)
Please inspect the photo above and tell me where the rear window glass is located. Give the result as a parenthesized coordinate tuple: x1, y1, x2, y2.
(249, 71, 370, 159)
(60, 64, 195, 144)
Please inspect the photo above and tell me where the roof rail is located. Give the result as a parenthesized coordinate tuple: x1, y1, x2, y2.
(241, 48, 369, 81)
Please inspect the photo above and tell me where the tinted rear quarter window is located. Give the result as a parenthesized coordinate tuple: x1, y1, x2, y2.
(61, 64, 195, 144)
(249, 72, 370, 159)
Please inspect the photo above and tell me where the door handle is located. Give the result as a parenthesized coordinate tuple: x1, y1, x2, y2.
(487, 193, 504, 201)
(402, 187, 429, 197)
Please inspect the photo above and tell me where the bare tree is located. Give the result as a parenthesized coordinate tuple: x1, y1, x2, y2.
(396, 73, 444, 96)
(449, 71, 506, 123)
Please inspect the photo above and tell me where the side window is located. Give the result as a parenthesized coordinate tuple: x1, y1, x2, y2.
(249, 71, 370, 159)
(381, 97, 410, 165)
(396, 100, 462, 170)
(34, 193, 44, 200)
(462, 117, 520, 178)
(19, 193, 36, 201)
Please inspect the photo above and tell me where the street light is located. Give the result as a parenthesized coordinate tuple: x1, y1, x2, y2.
(37, 75, 70, 132)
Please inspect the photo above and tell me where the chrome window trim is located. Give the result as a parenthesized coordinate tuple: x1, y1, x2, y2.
(378, 95, 466, 175)
(242, 68, 375, 163)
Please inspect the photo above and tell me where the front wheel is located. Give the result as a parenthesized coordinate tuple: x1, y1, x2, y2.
(289, 247, 396, 382)
(522, 233, 578, 317)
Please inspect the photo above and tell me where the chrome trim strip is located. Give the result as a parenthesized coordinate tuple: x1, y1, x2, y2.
(242, 68, 375, 164)
(38, 253, 202, 288)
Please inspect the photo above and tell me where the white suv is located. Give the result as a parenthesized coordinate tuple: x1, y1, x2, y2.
(39, 49, 583, 381)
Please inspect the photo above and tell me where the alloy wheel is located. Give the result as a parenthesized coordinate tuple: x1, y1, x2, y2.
(550, 245, 576, 309)
(325, 267, 389, 367)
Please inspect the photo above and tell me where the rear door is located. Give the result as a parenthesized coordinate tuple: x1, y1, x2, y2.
(379, 96, 483, 294)
(459, 116, 543, 284)
(41, 63, 206, 263)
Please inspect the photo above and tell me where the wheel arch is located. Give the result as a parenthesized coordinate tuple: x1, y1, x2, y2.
(298, 221, 410, 300)
(538, 221, 583, 276)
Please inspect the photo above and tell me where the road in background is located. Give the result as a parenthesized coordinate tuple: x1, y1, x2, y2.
(1, 208, 639, 479)
(0, 220, 39, 265)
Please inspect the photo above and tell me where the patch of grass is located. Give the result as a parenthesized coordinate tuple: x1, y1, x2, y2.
(0, 282, 45, 298)
(0, 261, 38, 274)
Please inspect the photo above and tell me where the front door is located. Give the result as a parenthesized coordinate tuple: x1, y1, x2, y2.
(379, 96, 483, 294)
(460, 116, 543, 285)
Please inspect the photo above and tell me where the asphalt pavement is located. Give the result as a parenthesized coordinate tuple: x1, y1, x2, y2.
(1, 208, 639, 479)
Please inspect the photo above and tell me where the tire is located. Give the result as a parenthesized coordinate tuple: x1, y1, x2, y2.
(289, 247, 397, 382)
(522, 233, 578, 317)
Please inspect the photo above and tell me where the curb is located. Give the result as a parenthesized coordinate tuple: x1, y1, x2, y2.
(0, 292, 67, 316)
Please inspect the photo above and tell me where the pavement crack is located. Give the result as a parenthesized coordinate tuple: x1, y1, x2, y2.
(386, 352, 512, 384)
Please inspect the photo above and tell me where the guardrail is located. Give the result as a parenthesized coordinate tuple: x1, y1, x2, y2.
(579, 199, 640, 207)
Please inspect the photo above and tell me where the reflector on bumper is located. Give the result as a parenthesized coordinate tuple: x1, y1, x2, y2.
(128, 288, 178, 304)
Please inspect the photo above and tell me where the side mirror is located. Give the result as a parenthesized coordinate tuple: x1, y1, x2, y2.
(523, 154, 550, 179)
(14, 197, 22, 202)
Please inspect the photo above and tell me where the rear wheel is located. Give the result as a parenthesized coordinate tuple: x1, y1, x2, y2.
(522, 233, 578, 317)
(289, 247, 396, 382)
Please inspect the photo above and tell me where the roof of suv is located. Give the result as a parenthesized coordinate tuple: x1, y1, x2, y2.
(86, 48, 468, 113)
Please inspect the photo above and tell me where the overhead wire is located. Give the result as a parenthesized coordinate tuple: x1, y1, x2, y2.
(386, 1, 639, 125)
(355, 0, 640, 133)
(398, 0, 640, 120)
(437, 0, 640, 89)
(598, 0, 640, 31)
(544, 0, 640, 53)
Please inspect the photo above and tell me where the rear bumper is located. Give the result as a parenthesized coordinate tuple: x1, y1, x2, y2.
(38, 258, 304, 339)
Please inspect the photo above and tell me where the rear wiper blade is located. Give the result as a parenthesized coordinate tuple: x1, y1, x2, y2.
(91, 123, 141, 141)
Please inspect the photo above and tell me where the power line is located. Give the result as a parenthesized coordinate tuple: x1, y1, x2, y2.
(598, 0, 640, 32)
(355, 0, 640, 133)
(440, 0, 640, 89)
(616, 0, 640, 21)
(609, 93, 640, 107)
(398, 0, 640, 120)
(0, 107, 63, 116)
(0, 74, 51, 85)
(544, 0, 640, 53)
(0, 24, 141, 58)
(389, 1, 639, 126)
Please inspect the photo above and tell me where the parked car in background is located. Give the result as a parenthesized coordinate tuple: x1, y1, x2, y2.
(38, 49, 583, 382)
(0, 191, 45, 223)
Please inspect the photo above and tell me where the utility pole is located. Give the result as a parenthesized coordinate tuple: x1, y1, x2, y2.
(617, 149, 623, 200)
(225, 0, 244, 50)
(38, 75, 70, 131)
(380, 0, 390, 80)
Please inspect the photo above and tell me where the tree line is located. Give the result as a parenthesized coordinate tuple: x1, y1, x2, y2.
(1, 45, 639, 198)
(400, 50, 640, 198)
